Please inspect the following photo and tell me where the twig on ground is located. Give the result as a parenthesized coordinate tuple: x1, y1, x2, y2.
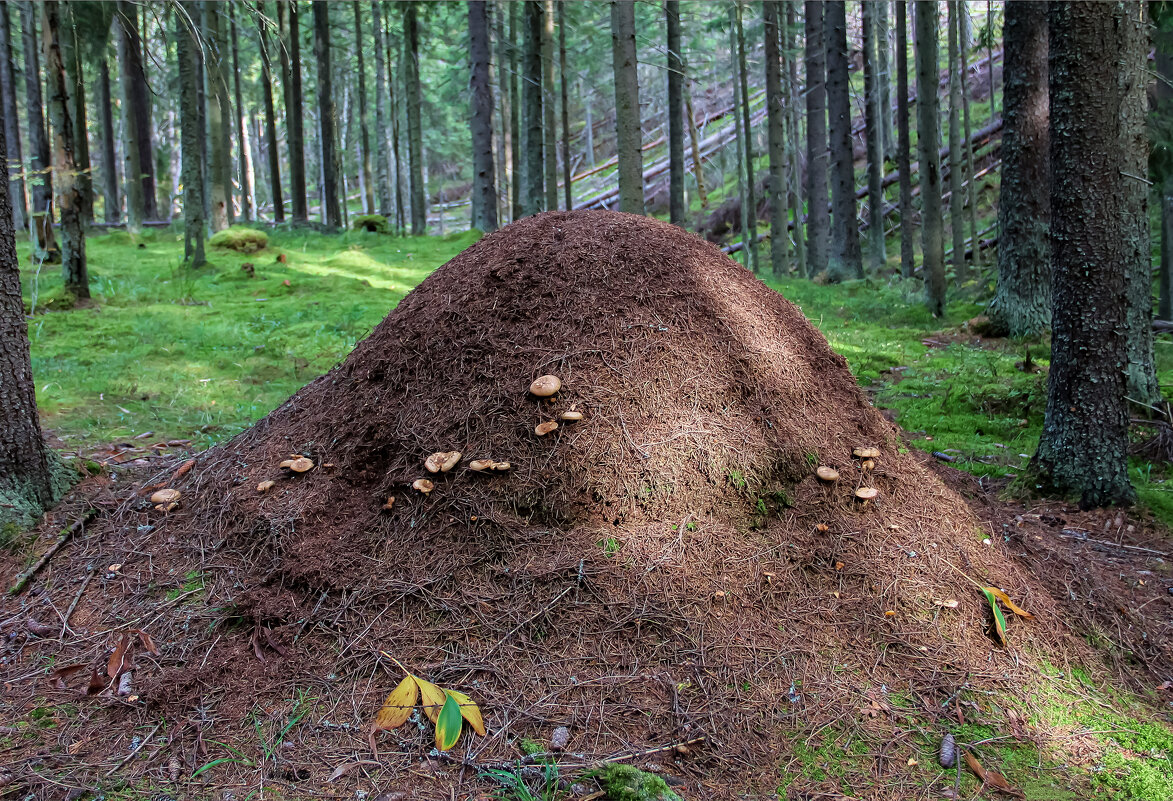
(8, 509, 97, 596)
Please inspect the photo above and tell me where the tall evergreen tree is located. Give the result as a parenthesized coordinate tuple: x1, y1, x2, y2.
(22, 1, 57, 257)
(764, 0, 788, 276)
(510, 2, 523, 220)
(313, 1, 341, 228)
(947, 2, 965, 281)
(914, 0, 945, 315)
(522, 0, 543, 215)
(735, 1, 757, 271)
(876, 0, 893, 161)
(469, 0, 497, 232)
(824, 0, 861, 281)
(666, 0, 684, 226)
(803, 1, 829, 276)
(896, 0, 913, 279)
(403, 2, 425, 234)
(177, 1, 205, 266)
(60, 3, 90, 225)
(354, 2, 374, 215)
(0, 5, 26, 233)
(372, 1, 392, 217)
(258, 0, 284, 222)
(115, 1, 157, 224)
(230, 4, 252, 221)
(204, 2, 232, 231)
(786, 0, 805, 278)
(541, 0, 557, 210)
(557, 0, 571, 211)
(861, 0, 884, 272)
(610, 0, 642, 215)
(97, 59, 119, 224)
(279, 0, 308, 222)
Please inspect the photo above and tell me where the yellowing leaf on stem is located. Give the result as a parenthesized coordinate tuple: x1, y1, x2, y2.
(982, 588, 1009, 646)
(983, 586, 1034, 619)
(435, 693, 463, 751)
(445, 688, 486, 736)
(414, 674, 447, 724)
(372, 675, 419, 732)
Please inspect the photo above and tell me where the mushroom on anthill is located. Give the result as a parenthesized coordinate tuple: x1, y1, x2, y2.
(256, 480, 275, 493)
(412, 479, 434, 494)
(854, 487, 879, 503)
(861, 459, 876, 471)
(535, 421, 559, 436)
(151, 488, 181, 505)
(425, 451, 462, 473)
(491, 461, 511, 471)
(529, 375, 562, 397)
(289, 457, 314, 473)
(816, 466, 839, 482)
(559, 410, 583, 422)
(852, 447, 881, 460)
(468, 459, 495, 472)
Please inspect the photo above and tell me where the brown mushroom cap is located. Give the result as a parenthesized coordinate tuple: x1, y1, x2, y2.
(412, 478, 435, 494)
(289, 456, 314, 473)
(559, 410, 583, 422)
(425, 451, 462, 473)
(490, 461, 511, 471)
(468, 459, 495, 472)
(535, 421, 559, 436)
(854, 487, 880, 501)
(861, 459, 876, 471)
(816, 466, 839, 482)
(150, 488, 181, 505)
(256, 480, 275, 493)
(529, 375, 562, 397)
(852, 447, 881, 460)
(154, 501, 178, 513)
(382, 497, 395, 510)
(278, 459, 294, 469)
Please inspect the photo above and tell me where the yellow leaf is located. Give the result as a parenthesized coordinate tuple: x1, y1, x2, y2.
(983, 587, 1033, 619)
(982, 588, 1008, 646)
(414, 674, 447, 724)
(445, 688, 486, 736)
(372, 675, 418, 732)
(435, 692, 463, 751)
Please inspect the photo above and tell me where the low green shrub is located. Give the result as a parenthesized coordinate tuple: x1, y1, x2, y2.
(210, 226, 269, 253)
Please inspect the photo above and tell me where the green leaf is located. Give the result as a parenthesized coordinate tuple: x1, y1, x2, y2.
(982, 588, 1008, 646)
(435, 692, 463, 751)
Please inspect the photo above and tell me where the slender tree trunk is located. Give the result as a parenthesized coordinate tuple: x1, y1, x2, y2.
(0, 110, 62, 529)
(731, 13, 749, 266)
(804, 1, 829, 277)
(764, 0, 788, 276)
(684, 72, 706, 208)
(825, 0, 861, 281)
(877, 0, 893, 161)
(787, 0, 805, 277)
(896, 0, 913, 278)
(98, 59, 119, 224)
(986, 1, 1048, 337)
(22, 1, 57, 258)
(610, 0, 642, 214)
(204, 2, 232, 231)
(312, 1, 341, 228)
(177, 1, 205, 267)
(667, 0, 684, 226)
(541, 0, 557, 210)
(280, 0, 308, 222)
(390, 24, 404, 234)
(735, 2, 757, 271)
(584, 78, 595, 167)
(557, 0, 571, 211)
(914, 0, 945, 315)
(230, 3, 252, 222)
(469, 0, 497, 232)
(41, 1, 86, 300)
(522, 0, 543, 215)
(495, 2, 511, 222)
(258, 0, 284, 222)
(1033, 0, 1146, 507)
(403, 2, 425, 234)
(1163, 180, 1173, 322)
(353, 2, 374, 215)
(372, 1, 391, 218)
(947, 2, 965, 282)
(862, 0, 885, 272)
(116, 1, 157, 222)
(509, 2, 522, 220)
(958, 4, 977, 266)
(0, 5, 26, 233)
(1159, 14, 1173, 322)
(60, 3, 89, 226)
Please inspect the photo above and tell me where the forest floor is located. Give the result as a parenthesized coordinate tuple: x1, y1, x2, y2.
(9, 225, 1173, 800)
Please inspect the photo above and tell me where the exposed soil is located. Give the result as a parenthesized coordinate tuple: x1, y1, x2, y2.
(1, 211, 1169, 800)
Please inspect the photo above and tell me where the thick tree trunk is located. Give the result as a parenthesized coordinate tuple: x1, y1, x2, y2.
(541, 0, 557, 210)
(230, 4, 252, 222)
(313, 1, 341, 229)
(115, 1, 157, 223)
(204, 2, 232, 231)
(862, 0, 884, 272)
(353, 2, 374, 215)
(98, 59, 119, 224)
(764, 0, 788, 276)
(22, 2, 57, 258)
(735, 2, 757, 272)
(372, 1, 391, 218)
(610, 0, 643, 215)
(522, 0, 543, 215)
(41, 1, 86, 300)
(0, 5, 26, 233)
(947, 2, 965, 282)
(786, 0, 804, 277)
(403, 2, 425, 234)
(280, 0, 308, 222)
(986, 1, 1049, 337)
(824, 0, 861, 281)
(509, 2, 523, 220)
(177, 1, 205, 267)
(666, 0, 684, 225)
(469, 0, 497, 232)
(558, 0, 571, 211)
(1159, 15, 1173, 322)
(1033, 0, 1146, 507)
(896, 0, 913, 278)
(914, 0, 945, 315)
(258, 0, 284, 222)
(804, 1, 829, 277)
(0, 111, 62, 529)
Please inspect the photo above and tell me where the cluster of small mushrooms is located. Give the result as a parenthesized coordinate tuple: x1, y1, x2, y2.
(816, 446, 882, 504)
(255, 453, 316, 493)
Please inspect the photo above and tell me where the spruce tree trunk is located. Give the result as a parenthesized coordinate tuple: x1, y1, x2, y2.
(372, 1, 391, 218)
(522, 0, 543, 215)
(469, 0, 497, 232)
(280, 0, 308, 222)
(610, 0, 643, 215)
(764, 0, 788, 277)
(804, 1, 829, 277)
(403, 2, 425, 234)
(495, 3, 511, 222)
(258, 0, 284, 222)
(1158, 15, 1173, 322)
(509, 2, 523, 220)
(1033, 0, 1147, 507)
(390, 28, 404, 234)
(353, 2, 373, 215)
(862, 0, 884, 272)
(786, 0, 804, 278)
(177, 1, 205, 267)
(59, 4, 89, 226)
(735, 2, 757, 272)
(22, 1, 57, 258)
(667, 0, 686, 226)
(824, 0, 862, 281)
(914, 0, 945, 315)
(557, 0, 571, 211)
(541, 0, 557, 210)
(986, 1, 1049, 337)
(0, 5, 26, 233)
(98, 59, 119, 224)
(946, 2, 965, 282)
(958, 5, 977, 266)
(41, 1, 86, 300)
(313, 1, 341, 229)
(204, 2, 232, 231)
(731, 14, 749, 267)
(0, 113, 61, 530)
(877, 0, 893, 161)
(895, 0, 913, 279)
(684, 71, 706, 209)
(230, 4, 252, 222)
(115, 1, 157, 223)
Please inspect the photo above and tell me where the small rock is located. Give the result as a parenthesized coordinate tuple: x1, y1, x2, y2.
(550, 726, 570, 751)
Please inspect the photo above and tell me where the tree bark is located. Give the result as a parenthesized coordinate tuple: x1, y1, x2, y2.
(230, 3, 252, 222)
(914, 0, 945, 315)
(735, 2, 757, 272)
(403, 2, 425, 234)
(509, 2, 522, 220)
(947, 2, 965, 282)
(41, 1, 86, 300)
(877, 0, 893, 161)
(541, 0, 557, 210)
(312, 1, 341, 229)
(764, 0, 788, 276)
(862, 0, 885, 272)
(1032, 0, 1145, 507)
(469, 0, 497, 232)
(804, 1, 829, 277)
(557, 0, 571, 211)
(372, 1, 391, 218)
(0, 5, 26, 233)
(353, 2, 374, 215)
(1158, 11, 1173, 322)
(684, 65, 706, 209)
(115, 1, 157, 223)
(522, 0, 543, 215)
(22, 1, 57, 258)
(62, 3, 90, 225)
(0, 107, 62, 529)
(258, 0, 284, 222)
(610, 0, 642, 215)
(986, 1, 1048, 337)
(896, 0, 913, 278)
(177, 1, 205, 267)
(786, 0, 805, 277)
(279, 0, 308, 222)
(824, 0, 861, 281)
(98, 59, 119, 224)
(959, 2, 977, 267)
(204, 2, 232, 231)
(666, 0, 684, 226)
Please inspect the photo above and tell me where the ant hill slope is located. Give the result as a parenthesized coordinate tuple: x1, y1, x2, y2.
(8, 211, 1096, 797)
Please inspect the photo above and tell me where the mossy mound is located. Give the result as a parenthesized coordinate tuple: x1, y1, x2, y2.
(352, 214, 391, 234)
(209, 225, 269, 253)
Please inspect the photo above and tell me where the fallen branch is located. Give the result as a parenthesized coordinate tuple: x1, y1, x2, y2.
(8, 509, 97, 596)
